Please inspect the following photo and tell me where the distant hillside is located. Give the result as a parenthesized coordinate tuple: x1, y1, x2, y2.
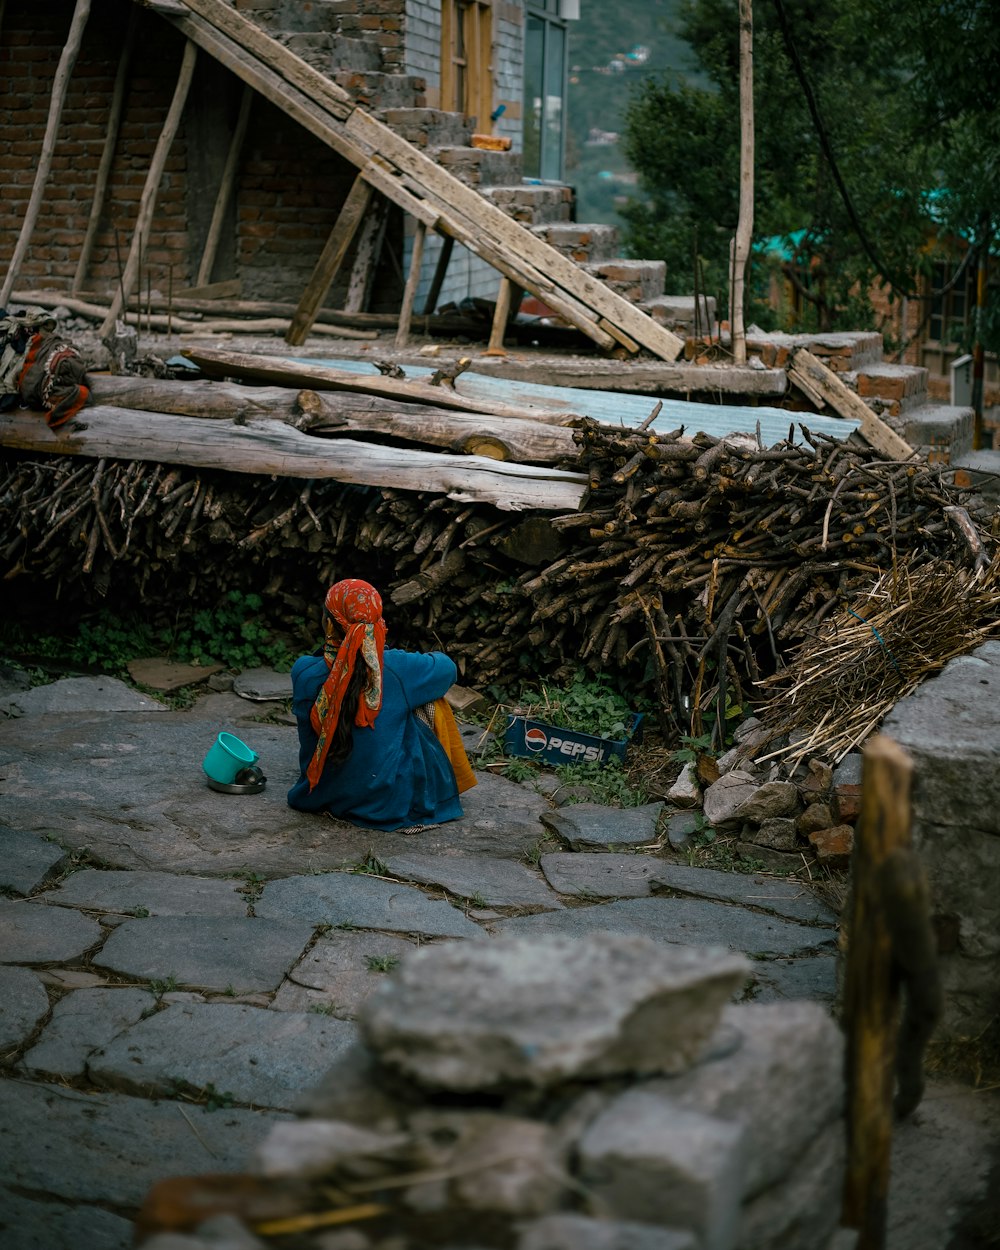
(566, 0, 696, 227)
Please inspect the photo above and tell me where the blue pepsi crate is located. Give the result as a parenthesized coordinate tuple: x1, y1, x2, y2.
(503, 712, 643, 768)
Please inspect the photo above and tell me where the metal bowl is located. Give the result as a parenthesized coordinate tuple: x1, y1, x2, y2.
(206, 767, 267, 795)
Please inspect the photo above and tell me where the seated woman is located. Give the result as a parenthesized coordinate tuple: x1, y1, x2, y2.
(287, 578, 476, 832)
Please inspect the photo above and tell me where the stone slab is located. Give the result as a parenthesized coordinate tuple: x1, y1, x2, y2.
(233, 668, 293, 701)
(22, 987, 156, 1078)
(0, 966, 50, 1053)
(0, 1078, 287, 1207)
(0, 829, 65, 896)
(495, 897, 836, 958)
(0, 901, 102, 964)
(382, 852, 563, 909)
(93, 916, 315, 992)
(126, 657, 223, 692)
(649, 864, 838, 926)
(539, 852, 660, 898)
(88, 1003, 358, 1111)
(541, 802, 664, 851)
(47, 870, 250, 917)
(0, 1187, 133, 1250)
(746, 954, 839, 1005)
(273, 929, 419, 1018)
(255, 872, 482, 939)
(0, 676, 166, 717)
(517, 1213, 697, 1250)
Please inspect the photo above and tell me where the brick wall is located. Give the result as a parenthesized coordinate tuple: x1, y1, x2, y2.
(0, 0, 395, 308)
(328, 0, 406, 72)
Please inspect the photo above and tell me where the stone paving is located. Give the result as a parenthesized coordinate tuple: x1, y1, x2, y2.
(0, 672, 992, 1249)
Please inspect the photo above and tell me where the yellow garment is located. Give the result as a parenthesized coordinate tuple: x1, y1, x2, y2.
(433, 698, 478, 795)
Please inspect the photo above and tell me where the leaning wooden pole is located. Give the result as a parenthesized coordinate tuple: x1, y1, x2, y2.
(73, 6, 137, 294)
(395, 219, 428, 349)
(195, 81, 253, 287)
(0, 0, 92, 307)
(731, 0, 754, 365)
(842, 734, 913, 1250)
(99, 38, 198, 338)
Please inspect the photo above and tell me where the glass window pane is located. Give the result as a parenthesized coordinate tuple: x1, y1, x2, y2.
(541, 20, 565, 179)
(523, 15, 544, 177)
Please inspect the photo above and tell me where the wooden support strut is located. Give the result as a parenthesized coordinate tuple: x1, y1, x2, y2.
(343, 194, 388, 315)
(789, 348, 915, 461)
(99, 38, 198, 338)
(395, 220, 428, 349)
(1, 0, 92, 307)
(488, 277, 515, 353)
(422, 235, 454, 318)
(195, 81, 253, 288)
(286, 172, 374, 347)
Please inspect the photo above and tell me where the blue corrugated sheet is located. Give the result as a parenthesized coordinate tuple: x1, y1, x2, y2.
(294, 357, 860, 449)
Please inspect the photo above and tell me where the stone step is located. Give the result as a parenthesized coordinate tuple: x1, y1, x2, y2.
(332, 70, 426, 111)
(583, 258, 666, 305)
(642, 295, 717, 335)
(480, 184, 575, 226)
(747, 330, 884, 372)
(531, 222, 620, 264)
(379, 107, 473, 150)
(901, 403, 974, 465)
(271, 0, 343, 34)
(850, 361, 929, 417)
(430, 145, 522, 188)
(951, 449, 1000, 499)
(280, 31, 384, 73)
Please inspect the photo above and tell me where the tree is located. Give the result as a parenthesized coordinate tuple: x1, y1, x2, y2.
(620, 0, 937, 333)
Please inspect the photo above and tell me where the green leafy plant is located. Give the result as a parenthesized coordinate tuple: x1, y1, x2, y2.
(366, 954, 401, 973)
(352, 852, 389, 877)
(149, 975, 179, 998)
(128, 905, 150, 918)
(309, 1001, 337, 1016)
(553, 757, 647, 808)
(202, 1083, 235, 1112)
(509, 670, 638, 740)
(166, 591, 293, 671)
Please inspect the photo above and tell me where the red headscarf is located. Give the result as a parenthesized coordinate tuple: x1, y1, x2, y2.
(306, 579, 387, 791)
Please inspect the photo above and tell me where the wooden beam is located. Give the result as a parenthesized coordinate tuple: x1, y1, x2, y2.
(286, 173, 374, 347)
(1, 0, 92, 307)
(790, 349, 915, 460)
(195, 81, 253, 287)
(99, 39, 198, 338)
(395, 219, 427, 349)
(422, 234, 454, 317)
(488, 277, 515, 352)
(73, 5, 136, 294)
(343, 195, 388, 314)
(0, 407, 588, 512)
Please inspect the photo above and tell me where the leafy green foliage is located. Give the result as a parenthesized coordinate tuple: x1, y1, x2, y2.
(507, 669, 639, 740)
(167, 592, 293, 671)
(366, 954, 401, 973)
(553, 757, 648, 807)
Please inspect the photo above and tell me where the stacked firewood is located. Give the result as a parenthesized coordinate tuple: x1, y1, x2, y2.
(0, 416, 993, 736)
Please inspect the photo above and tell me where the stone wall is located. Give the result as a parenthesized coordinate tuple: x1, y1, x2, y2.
(138, 934, 854, 1250)
(882, 641, 1000, 1041)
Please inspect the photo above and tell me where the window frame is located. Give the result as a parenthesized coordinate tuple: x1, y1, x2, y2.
(441, 0, 495, 130)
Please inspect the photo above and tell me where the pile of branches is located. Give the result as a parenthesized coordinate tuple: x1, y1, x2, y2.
(1, 417, 996, 745)
(751, 555, 1000, 765)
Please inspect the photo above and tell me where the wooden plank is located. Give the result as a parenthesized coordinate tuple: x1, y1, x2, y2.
(286, 172, 374, 347)
(343, 195, 388, 314)
(422, 235, 454, 317)
(791, 349, 915, 460)
(73, 5, 136, 293)
(174, 278, 242, 300)
(181, 347, 580, 424)
(99, 39, 198, 337)
(195, 81, 253, 287)
(395, 219, 427, 349)
(1, 0, 92, 307)
(788, 364, 827, 410)
(0, 408, 588, 512)
(164, 0, 682, 361)
(841, 735, 913, 1249)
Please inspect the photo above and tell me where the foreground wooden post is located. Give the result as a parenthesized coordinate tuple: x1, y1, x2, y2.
(1, 0, 91, 307)
(488, 276, 515, 352)
(422, 234, 454, 317)
(730, 0, 754, 364)
(395, 219, 427, 348)
(842, 734, 913, 1249)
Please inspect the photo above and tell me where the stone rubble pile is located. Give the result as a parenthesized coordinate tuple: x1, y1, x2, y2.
(139, 933, 852, 1250)
(663, 718, 862, 872)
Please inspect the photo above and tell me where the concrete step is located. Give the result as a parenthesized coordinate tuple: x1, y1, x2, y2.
(332, 71, 426, 111)
(747, 330, 884, 372)
(642, 295, 717, 335)
(900, 403, 975, 464)
(583, 258, 666, 305)
(531, 222, 619, 264)
(951, 448, 1000, 499)
(430, 145, 523, 187)
(480, 183, 575, 226)
(280, 31, 383, 73)
(379, 108, 473, 150)
(850, 362, 929, 417)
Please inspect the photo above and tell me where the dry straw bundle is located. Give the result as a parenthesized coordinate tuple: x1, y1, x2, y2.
(754, 553, 1000, 765)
